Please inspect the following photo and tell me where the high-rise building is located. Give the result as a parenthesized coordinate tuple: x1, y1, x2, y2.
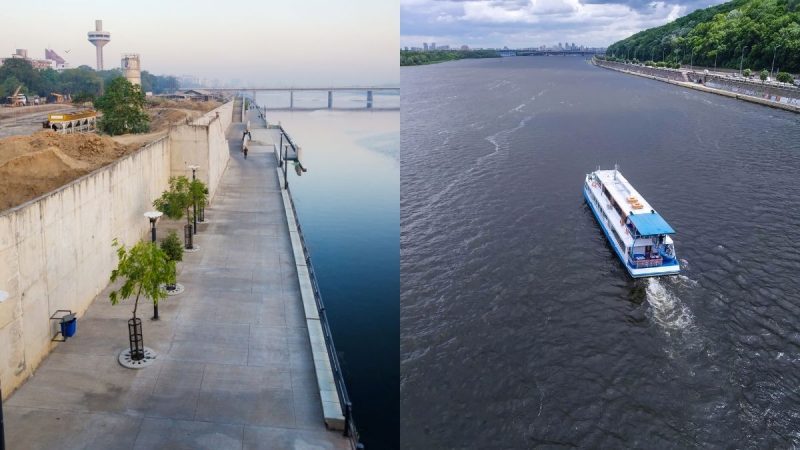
(431, 42, 436, 50)
(423, 42, 429, 51)
(45, 49, 69, 70)
(87, 20, 111, 70)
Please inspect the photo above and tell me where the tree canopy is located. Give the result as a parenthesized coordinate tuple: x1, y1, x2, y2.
(0, 58, 179, 102)
(94, 77, 150, 135)
(400, 50, 500, 66)
(109, 239, 174, 320)
(607, 0, 800, 73)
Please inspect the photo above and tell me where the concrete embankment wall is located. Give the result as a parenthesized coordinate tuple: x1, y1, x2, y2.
(0, 100, 234, 398)
(169, 101, 233, 199)
(694, 74, 800, 107)
(594, 59, 800, 114)
(0, 137, 171, 395)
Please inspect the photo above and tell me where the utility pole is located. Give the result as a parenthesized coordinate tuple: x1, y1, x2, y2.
(771, 45, 780, 77)
(740, 46, 747, 75)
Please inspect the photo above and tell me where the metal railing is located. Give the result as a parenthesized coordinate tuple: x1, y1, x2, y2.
(248, 100, 362, 448)
(285, 189, 363, 449)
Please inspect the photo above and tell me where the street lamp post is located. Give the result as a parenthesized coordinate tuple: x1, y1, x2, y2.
(690, 49, 694, 71)
(144, 211, 163, 320)
(0, 290, 7, 450)
(771, 45, 780, 77)
(740, 46, 748, 75)
(188, 165, 199, 235)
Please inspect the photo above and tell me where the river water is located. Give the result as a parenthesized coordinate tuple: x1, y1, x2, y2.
(400, 57, 800, 448)
(258, 103, 399, 449)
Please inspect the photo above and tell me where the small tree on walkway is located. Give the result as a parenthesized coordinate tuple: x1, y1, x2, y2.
(95, 77, 150, 135)
(760, 69, 769, 82)
(154, 176, 191, 223)
(109, 239, 174, 359)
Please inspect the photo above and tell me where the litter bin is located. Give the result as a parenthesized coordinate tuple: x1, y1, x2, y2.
(60, 314, 77, 338)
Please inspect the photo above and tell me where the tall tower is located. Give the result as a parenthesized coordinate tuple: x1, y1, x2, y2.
(121, 54, 141, 86)
(87, 20, 110, 70)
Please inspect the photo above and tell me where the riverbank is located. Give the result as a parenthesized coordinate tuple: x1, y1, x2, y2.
(593, 58, 800, 114)
(257, 103, 399, 449)
(400, 50, 499, 66)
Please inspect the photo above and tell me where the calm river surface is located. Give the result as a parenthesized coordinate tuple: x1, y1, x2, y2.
(401, 57, 800, 448)
(260, 105, 399, 449)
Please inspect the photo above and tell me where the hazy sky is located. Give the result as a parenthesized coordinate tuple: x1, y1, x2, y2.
(2, 0, 398, 86)
(401, 0, 727, 49)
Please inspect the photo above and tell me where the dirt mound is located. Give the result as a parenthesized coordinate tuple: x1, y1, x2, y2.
(0, 131, 139, 211)
(147, 98, 221, 112)
(148, 108, 202, 132)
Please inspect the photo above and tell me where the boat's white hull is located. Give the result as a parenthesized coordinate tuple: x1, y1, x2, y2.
(583, 185, 680, 278)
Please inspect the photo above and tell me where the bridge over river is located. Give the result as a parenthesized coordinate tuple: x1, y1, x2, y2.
(207, 87, 399, 110)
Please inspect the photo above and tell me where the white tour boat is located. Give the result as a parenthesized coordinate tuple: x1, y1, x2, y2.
(584, 167, 680, 278)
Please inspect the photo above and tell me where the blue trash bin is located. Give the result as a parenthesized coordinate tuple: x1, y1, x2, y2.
(61, 314, 77, 338)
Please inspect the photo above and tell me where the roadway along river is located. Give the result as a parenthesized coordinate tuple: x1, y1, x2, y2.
(401, 56, 800, 448)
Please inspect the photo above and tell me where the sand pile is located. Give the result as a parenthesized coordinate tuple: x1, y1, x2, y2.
(148, 108, 201, 131)
(0, 131, 138, 211)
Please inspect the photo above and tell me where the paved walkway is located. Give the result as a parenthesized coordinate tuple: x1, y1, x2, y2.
(4, 100, 349, 449)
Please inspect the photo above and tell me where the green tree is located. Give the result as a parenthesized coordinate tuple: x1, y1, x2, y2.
(776, 71, 794, 83)
(160, 231, 184, 263)
(743, 68, 752, 77)
(760, 69, 769, 81)
(109, 239, 175, 321)
(1, 76, 24, 99)
(0, 59, 41, 95)
(94, 77, 150, 135)
(153, 176, 192, 223)
(57, 67, 102, 98)
(189, 178, 208, 213)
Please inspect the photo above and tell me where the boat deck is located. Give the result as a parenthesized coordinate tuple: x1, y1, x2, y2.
(594, 170, 655, 217)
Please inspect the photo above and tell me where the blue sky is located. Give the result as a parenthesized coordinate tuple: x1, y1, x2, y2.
(401, 0, 728, 49)
(3, 0, 398, 86)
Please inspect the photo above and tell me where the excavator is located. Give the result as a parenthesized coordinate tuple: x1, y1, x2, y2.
(6, 85, 27, 107)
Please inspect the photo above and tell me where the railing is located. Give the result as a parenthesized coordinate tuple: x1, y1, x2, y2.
(632, 256, 663, 268)
(248, 100, 361, 448)
(285, 168, 363, 449)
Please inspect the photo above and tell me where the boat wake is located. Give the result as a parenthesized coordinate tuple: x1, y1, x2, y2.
(645, 277, 695, 333)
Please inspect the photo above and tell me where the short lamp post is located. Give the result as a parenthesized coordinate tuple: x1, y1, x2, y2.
(144, 211, 163, 320)
(188, 165, 199, 234)
(0, 290, 8, 450)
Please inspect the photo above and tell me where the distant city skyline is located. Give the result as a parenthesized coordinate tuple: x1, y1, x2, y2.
(403, 41, 605, 52)
(401, 0, 728, 50)
(2, 0, 398, 87)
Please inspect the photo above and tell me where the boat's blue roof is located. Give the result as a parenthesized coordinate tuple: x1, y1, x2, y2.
(629, 212, 675, 236)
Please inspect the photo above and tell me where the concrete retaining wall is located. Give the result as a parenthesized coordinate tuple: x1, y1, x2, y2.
(597, 60, 687, 82)
(0, 137, 171, 396)
(694, 74, 800, 107)
(169, 101, 233, 199)
(0, 99, 235, 398)
(594, 59, 800, 114)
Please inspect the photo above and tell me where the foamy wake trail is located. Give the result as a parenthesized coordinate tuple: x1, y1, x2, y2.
(645, 278, 695, 331)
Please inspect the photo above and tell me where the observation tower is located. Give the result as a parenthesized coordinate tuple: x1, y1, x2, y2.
(87, 20, 110, 70)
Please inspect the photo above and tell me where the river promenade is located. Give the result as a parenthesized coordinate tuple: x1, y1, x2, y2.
(594, 58, 800, 114)
(3, 101, 349, 449)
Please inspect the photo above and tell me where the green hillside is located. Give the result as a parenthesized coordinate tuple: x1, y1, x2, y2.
(607, 0, 800, 73)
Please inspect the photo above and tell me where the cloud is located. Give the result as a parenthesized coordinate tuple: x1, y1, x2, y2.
(401, 0, 725, 48)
